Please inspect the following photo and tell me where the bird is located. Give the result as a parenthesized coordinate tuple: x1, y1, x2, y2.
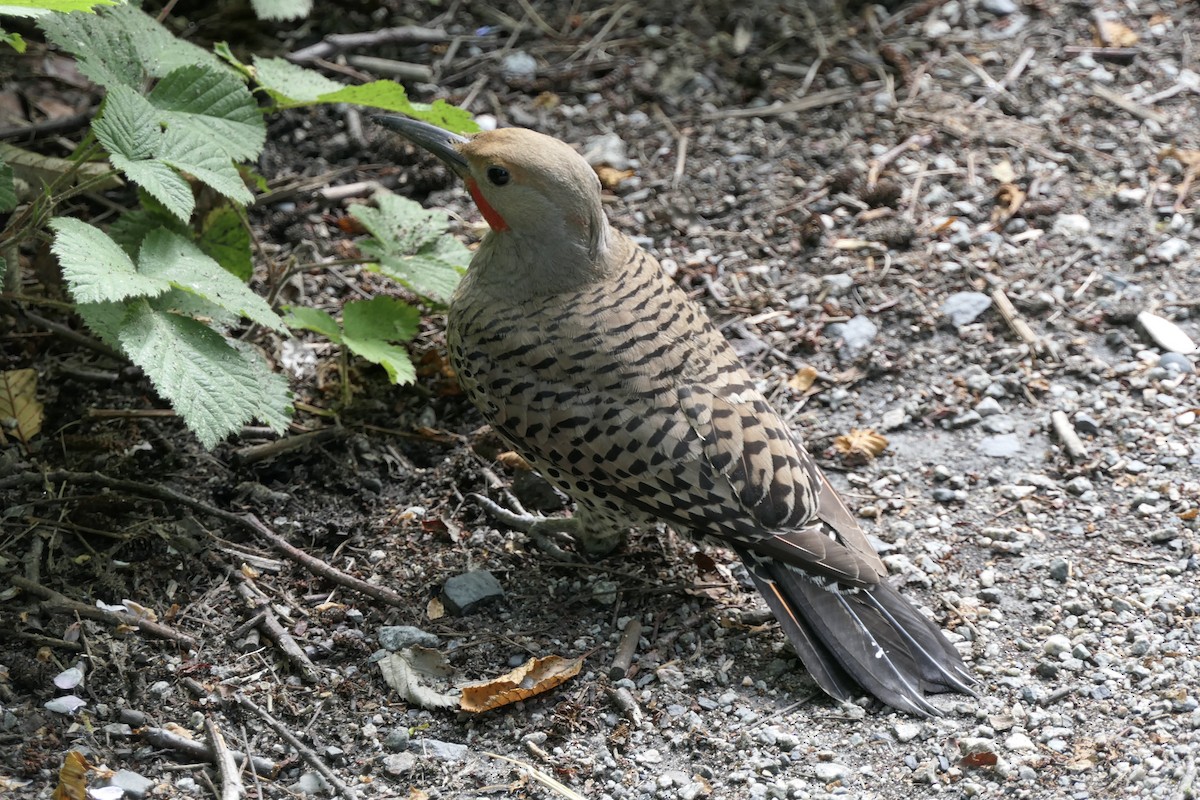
(377, 116, 976, 716)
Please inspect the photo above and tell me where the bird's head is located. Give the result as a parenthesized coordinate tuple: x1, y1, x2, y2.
(377, 118, 608, 260)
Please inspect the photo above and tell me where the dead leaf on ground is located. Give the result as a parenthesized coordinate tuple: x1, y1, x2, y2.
(50, 751, 90, 800)
(496, 451, 531, 471)
(834, 429, 888, 462)
(460, 654, 584, 713)
(595, 165, 635, 189)
(1095, 18, 1138, 47)
(992, 182, 1026, 224)
(0, 368, 44, 445)
(990, 160, 1017, 183)
(787, 365, 818, 392)
(1160, 146, 1200, 169)
(378, 646, 459, 711)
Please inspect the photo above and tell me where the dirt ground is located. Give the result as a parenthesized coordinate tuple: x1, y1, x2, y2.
(3, 0, 1200, 798)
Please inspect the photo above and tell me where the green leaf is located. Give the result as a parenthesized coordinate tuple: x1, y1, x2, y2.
(0, 0, 116, 12)
(150, 65, 265, 162)
(0, 161, 15, 212)
(137, 229, 284, 332)
(249, 0, 312, 22)
(94, 86, 194, 220)
(199, 205, 252, 281)
(352, 192, 468, 302)
(106, 3, 228, 80)
(108, 196, 189, 255)
(157, 125, 253, 206)
(117, 301, 291, 448)
(38, 8, 143, 89)
(342, 296, 420, 343)
(282, 305, 343, 343)
(75, 300, 128, 347)
(50, 217, 171, 303)
(228, 338, 293, 433)
(341, 336, 416, 385)
(1, 28, 26, 52)
(251, 57, 478, 133)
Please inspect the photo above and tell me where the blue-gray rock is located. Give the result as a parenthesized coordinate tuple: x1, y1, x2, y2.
(1160, 352, 1195, 373)
(975, 397, 1003, 417)
(108, 770, 155, 799)
(500, 51, 537, 82)
(413, 738, 469, 761)
(978, 434, 1021, 457)
(828, 315, 878, 360)
(384, 727, 410, 751)
(382, 752, 417, 775)
(949, 410, 982, 429)
(442, 570, 505, 615)
(981, 415, 1016, 434)
(1073, 412, 1101, 435)
(941, 292, 992, 326)
(378, 625, 439, 651)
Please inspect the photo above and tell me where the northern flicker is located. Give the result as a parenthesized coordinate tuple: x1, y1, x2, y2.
(378, 117, 976, 716)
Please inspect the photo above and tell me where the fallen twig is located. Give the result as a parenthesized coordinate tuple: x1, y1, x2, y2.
(231, 578, 322, 684)
(606, 685, 644, 728)
(236, 693, 358, 800)
(288, 26, 457, 65)
(991, 288, 1055, 360)
(608, 618, 642, 680)
(232, 427, 345, 466)
(704, 87, 859, 120)
(10, 576, 198, 648)
(141, 726, 278, 777)
(204, 716, 246, 800)
(1050, 411, 1089, 461)
(1090, 83, 1169, 126)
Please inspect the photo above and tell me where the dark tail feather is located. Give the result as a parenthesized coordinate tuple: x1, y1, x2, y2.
(738, 549, 976, 717)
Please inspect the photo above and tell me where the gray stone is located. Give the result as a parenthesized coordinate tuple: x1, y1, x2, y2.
(950, 410, 982, 428)
(378, 625, 439, 651)
(384, 727, 410, 751)
(442, 570, 504, 615)
(500, 51, 537, 82)
(1154, 237, 1189, 262)
(830, 315, 878, 360)
(1073, 413, 1101, 435)
(975, 397, 1003, 417)
(1065, 476, 1093, 495)
(413, 738, 469, 761)
(1160, 352, 1195, 373)
(981, 0, 1018, 13)
(978, 434, 1021, 457)
(1137, 311, 1196, 354)
(821, 273, 854, 296)
(981, 415, 1016, 434)
(942, 292, 993, 326)
(382, 752, 417, 775)
(108, 770, 155, 799)
(813, 762, 850, 782)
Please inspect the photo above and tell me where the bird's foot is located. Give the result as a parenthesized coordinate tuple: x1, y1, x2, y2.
(468, 492, 581, 559)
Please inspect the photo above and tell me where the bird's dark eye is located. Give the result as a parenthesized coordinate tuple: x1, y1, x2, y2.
(486, 166, 511, 186)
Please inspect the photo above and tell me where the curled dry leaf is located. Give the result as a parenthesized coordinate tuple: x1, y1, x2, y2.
(496, 450, 532, 471)
(0, 368, 44, 445)
(50, 750, 90, 800)
(992, 182, 1026, 224)
(1095, 18, 1138, 47)
(594, 165, 636, 189)
(833, 428, 888, 462)
(786, 365, 818, 392)
(378, 646, 459, 711)
(989, 160, 1017, 183)
(460, 654, 584, 713)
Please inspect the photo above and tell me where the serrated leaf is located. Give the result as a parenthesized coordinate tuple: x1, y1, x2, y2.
(117, 302, 288, 447)
(137, 229, 284, 332)
(1, 29, 25, 53)
(199, 205, 252, 281)
(50, 217, 172, 303)
(1, 0, 116, 12)
(282, 306, 343, 342)
(342, 337, 416, 384)
(249, 0, 312, 22)
(229, 338, 293, 434)
(76, 300, 129, 348)
(108, 198, 189, 255)
(112, 155, 195, 221)
(106, 3, 227, 79)
(38, 7, 143, 89)
(352, 192, 468, 302)
(0, 368, 44, 444)
(0, 162, 15, 212)
(157, 125, 253, 206)
(342, 296, 419, 343)
(150, 65, 265, 162)
(251, 56, 341, 104)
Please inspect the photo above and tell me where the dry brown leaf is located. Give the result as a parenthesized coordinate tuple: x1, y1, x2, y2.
(51, 751, 89, 800)
(496, 451, 531, 471)
(0, 368, 44, 445)
(992, 182, 1026, 223)
(989, 160, 1017, 183)
(833, 429, 888, 461)
(378, 647, 459, 711)
(460, 654, 584, 713)
(1096, 19, 1138, 47)
(595, 165, 635, 189)
(787, 365, 818, 392)
(1160, 146, 1200, 169)
(426, 595, 445, 620)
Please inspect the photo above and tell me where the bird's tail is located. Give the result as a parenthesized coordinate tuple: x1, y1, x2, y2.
(737, 548, 976, 717)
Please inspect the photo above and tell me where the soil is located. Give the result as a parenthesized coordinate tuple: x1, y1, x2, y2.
(2, 1, 1199, 799)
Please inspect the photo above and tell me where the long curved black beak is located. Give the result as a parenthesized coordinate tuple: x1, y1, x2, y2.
(375, 116, 470, 177)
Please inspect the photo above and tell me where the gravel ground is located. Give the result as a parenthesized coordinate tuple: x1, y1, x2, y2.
(3, 0, 1200, 799)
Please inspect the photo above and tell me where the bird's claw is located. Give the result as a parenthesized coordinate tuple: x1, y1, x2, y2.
(467, 492, 580, 559)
